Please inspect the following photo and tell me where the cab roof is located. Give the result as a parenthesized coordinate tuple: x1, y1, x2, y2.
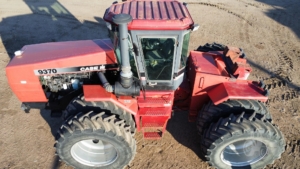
(103, 0, 194, 30)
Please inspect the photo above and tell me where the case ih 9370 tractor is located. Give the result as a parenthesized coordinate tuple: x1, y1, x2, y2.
(5, 0, 285, 168)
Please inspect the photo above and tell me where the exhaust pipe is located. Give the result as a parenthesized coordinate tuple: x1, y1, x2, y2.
(113, 14, 133, 88)
(98, 14, 140, 96)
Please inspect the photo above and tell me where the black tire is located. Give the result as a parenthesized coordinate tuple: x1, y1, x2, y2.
(64, 95, 136, 134)
(55, 110, 136, 169)
(196, 42, 226, 52)
(201, 112, 285, 169)
(196, 42, 246, 60)
(197, 99, 272, 136)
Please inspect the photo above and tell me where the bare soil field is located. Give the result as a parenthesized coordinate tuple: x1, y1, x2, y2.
(0, 0, 299, 168)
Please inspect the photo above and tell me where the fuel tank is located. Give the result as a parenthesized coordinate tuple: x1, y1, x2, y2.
(6, 39, 117, 102)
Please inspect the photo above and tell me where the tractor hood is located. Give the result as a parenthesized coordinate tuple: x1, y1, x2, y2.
(5, 39, 118, 102)
(6, 39, 117, 68)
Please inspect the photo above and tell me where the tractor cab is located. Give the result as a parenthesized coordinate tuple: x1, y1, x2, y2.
(104, 0, 197, 90)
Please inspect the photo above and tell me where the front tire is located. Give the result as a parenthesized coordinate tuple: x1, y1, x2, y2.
(201, 112, 285, 169)
(55, 111, 136, 169)
(64, 95, 136, 134)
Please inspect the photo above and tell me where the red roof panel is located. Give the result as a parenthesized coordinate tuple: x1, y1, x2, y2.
(103, 0, 194, 30)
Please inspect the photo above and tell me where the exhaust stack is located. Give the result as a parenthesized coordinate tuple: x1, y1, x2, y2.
(97, 13, 140, 96)
(113, 14, 133, 88)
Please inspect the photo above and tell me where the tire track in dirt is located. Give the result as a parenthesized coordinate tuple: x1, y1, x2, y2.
(272, 70, 292, 83)
(263, 6, 300, 166)
(234, 0, 266, 8)
(261, 77, 288, 90)
(245, 3, 299, 87)
(286, 140, 300, 155)
(243, 16, 251, 43)
(257, 77, 300, 105)
(188, 1, 253, 45)
(236, 1, 299, 85)
(280, 54, 293, 70)
(273, 56, 295, 83)
(275, 139, 300, 169)
(266, 90, 299, 105)
(266, 6, 300, 84)
(187, 2, 253, 26)
(270, 50, 294, 82)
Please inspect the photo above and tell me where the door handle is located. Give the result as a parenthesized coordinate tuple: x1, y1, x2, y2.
(148, 82, 157, 86)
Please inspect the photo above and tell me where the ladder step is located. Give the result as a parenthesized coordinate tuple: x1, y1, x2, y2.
(138, 96, 173, 107)
(143, 132, 162, 139)
(138, 91, 174, 107)
(139, 107, 171, 116)
(142, 122, 165, 128)
(141, 116, 168, 129)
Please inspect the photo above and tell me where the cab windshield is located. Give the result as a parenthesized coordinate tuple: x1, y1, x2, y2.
(141, 37, 175, 81)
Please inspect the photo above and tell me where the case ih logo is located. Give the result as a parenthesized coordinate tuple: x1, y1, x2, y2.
(80, 65, 105, 71)
(34, 64, 118, 75)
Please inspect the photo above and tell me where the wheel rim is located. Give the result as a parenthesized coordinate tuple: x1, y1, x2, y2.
(71, 139, 118, 166)
(221, 139, 268, 167)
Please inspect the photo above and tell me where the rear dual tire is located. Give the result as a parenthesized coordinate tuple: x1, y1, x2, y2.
(197, 99, 272, 136)
(198, 100, 285, 169)
(201, 112, 285, 169)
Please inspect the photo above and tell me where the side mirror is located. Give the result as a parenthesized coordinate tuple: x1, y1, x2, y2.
(192, 24, 200, 32)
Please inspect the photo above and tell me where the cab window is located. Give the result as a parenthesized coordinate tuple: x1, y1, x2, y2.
(180, 32, 190, 69)
(141, 37, 175, 81)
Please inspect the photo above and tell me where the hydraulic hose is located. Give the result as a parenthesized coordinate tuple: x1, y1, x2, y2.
(97, 72, 113, 92)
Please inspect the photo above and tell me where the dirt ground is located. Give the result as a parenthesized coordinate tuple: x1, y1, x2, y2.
(0, 0, 300, 168)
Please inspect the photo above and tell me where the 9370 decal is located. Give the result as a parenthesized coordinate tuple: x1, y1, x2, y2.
(37, 69, 57, 74)
(33, 64, 119, 75)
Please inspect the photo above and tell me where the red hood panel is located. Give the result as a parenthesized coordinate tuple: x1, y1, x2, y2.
(7, 39, 116, 67)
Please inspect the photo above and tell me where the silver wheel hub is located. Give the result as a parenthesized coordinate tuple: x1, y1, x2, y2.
(71, 139, 118, 166)
(221, 139, 268, 166)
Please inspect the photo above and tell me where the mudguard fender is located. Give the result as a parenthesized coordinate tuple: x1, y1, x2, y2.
(83, 85, 137, 116)
(207, 82, 268, 105)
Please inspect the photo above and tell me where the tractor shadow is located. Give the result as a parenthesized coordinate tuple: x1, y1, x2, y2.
(26, 103, 64, 169)
(166, 111, 204, 159)
(255, 0, 300, 39)
(0, 0, 108, 59)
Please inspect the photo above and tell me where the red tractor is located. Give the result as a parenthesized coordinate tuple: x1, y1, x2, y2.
(6, 0, 285, 168)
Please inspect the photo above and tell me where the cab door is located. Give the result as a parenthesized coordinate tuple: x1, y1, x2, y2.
(138, 35, 178, 90)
